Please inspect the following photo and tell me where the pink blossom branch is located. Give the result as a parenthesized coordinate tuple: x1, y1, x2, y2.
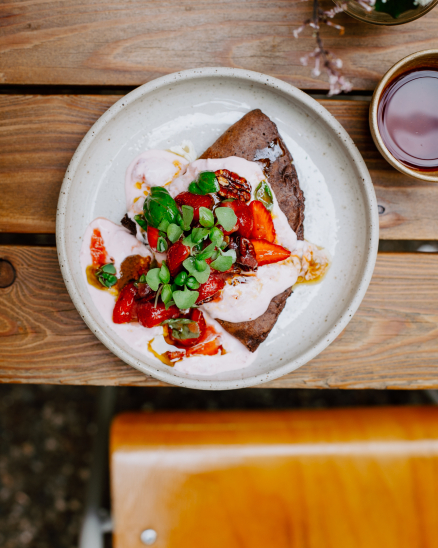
(294, 0, 375, 96)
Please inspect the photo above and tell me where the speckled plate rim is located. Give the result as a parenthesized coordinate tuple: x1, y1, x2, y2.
(56, 67, 379, 391)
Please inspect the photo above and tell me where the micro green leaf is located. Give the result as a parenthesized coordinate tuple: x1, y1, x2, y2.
(134, 214, 148, 231)
(157, 236, 168, 253)
(191, 227, 210, 243)
(182, 233, 197, 248)
(165, 299, 175, 310)
(174, 271, 188, 286)
(167, 223, 183, 243)
(209, 227, 224, 248)
(255, 180, 274, 211)
(172, 285, 199, 310)
(199, 207, 214, 228)
(158, 218, 170, 232)
(215, 207, 237, 232)
(161, 283, 173, 305)
(196, 242, 216, 261)
(146, 268, 161, 291)
(210, 255, 233, 272)
(161, 318, 200, 339)
(101, 263, 116, 274)
(195, 258, 208, 272)
(186, 276, 200, 290)
(183, 257, 211, 284)
(159, 262, 170, 284)
(220, 248, 237, 262)
(181, 205, 194, 230)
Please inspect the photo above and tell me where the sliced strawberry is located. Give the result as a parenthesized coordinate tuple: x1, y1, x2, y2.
(137, 301, 180, 328)
(167, 240, 190, 278)
(250, 239, 291, 266)
(196, 272, 225, 304)
(250, 201, 276, 243)
(188, 338, 222, 357)
(175, 192, 214, 223)
(168, 326, 222, 359)
(221, 201, 253, 238)
(113, 282, 138, 324)
(147, 225, 159, 251)
(90, 228, 108, 266)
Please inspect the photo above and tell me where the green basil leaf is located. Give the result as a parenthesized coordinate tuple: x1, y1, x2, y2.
(199, 207, 214, 228)
(181, 205, 194, 230)
(167, 223, 183, 243)
(146, 268, 161, 291)
(254, 180, 274, 211)
(100, 263, 116, 274)
(159, 263, 170, 284)
(165, 299, 175, 310)
(188, 182, 203, 195)
(161, 284, 173, 305)
(209, 227, 224, 248)
(195, 258, 208, 272)
(210, 255, 233, 272)
(157, 236, 168, 253)
(183, 257, 211, 284)
(138, 273, 147, 284)
(191, 227, 210, 243)
(198, 172, 219, 193)
(196, 242, 216, 261)
(143, 186, 180, 228)
(172, 286, 199, 310)
(215, 207, 237, 232)
(158, 219, 170, 232)
(134, 214, 148, 231)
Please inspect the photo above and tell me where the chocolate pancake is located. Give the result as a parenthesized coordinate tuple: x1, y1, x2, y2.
(200, 109, 305, 352)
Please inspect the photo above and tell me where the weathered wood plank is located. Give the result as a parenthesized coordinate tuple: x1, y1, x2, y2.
(0, 1, 437, 90)
(0, 247, 437, 389)
(1, 94, 437, 238)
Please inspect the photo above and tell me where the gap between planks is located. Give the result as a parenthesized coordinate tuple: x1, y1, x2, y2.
(1, 94, 438, 239)
(0, 247, 437, 389)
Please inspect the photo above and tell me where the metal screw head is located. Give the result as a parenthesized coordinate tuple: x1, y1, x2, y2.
(140, 529, 157, 545)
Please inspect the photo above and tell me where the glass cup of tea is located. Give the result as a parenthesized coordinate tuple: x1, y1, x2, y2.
(369, 49, 438, 183)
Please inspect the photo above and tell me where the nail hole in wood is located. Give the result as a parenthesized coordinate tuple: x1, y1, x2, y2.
(378, 205, 385, 215)
(0, 259, 16, 288)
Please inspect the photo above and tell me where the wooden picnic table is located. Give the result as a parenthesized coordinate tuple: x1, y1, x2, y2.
(1, 1, 438, 389)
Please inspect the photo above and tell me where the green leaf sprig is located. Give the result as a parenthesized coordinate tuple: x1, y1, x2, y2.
(96, 263, 117, 288)
(254, 180, 274, 211)
(188, 171, 219, 195)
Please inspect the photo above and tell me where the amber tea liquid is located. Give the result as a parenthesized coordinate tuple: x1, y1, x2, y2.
(377, 68, 438, 171)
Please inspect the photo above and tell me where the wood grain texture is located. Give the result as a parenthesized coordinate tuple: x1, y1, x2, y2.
(2, 94, 438, 238)
(1, 246, 438, 388)
(1, 1, 438, 90)
(111, 409, 438, 548)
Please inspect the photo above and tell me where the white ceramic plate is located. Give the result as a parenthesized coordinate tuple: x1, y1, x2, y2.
(57, 68, 379, 390)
